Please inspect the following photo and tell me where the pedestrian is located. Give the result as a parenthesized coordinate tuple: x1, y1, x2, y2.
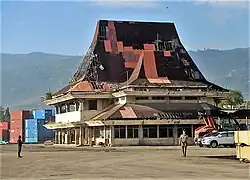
(17, 135, 23, 158)
(179, 130, 188, 157)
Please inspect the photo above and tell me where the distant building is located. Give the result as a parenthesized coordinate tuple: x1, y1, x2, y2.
(44, 20, 229, 146)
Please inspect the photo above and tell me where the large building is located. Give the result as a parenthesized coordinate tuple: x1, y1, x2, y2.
(44, 20, 229, 146)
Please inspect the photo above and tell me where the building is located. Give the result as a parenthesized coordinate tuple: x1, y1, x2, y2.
(44, 20, 229, 146)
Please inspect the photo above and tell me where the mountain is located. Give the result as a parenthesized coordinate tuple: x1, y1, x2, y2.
(1, 48, 249, 110)
(1, 52, 81, 110)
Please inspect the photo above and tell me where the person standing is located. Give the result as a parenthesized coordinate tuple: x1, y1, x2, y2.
(17, 135, 23, 158)
(179, 130, 188, 157)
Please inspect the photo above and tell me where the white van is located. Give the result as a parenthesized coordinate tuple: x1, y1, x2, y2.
(201, 131, 235, 148)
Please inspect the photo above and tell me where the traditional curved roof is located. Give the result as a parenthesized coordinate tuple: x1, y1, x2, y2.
(54, 20, 227, 96)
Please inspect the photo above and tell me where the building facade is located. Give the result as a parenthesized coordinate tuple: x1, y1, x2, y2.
(44, 20, 229, 146)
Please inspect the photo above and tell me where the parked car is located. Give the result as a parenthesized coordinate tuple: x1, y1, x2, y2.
(201, 131, 235, 148)
(0, 140, 9, 145)
(194, 132, 218, 147)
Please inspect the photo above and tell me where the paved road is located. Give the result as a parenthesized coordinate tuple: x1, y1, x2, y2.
(1, 144, 249, 179)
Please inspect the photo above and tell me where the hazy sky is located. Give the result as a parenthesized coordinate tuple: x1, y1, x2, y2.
(1, 0, 249, 55)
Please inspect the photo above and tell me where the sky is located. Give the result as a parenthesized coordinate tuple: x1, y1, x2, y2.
(1, 0, 249, 56)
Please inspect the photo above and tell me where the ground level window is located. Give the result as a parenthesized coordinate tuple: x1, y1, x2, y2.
(127, 125, 139, 138)
(143, 125, 157, 138)
(159, 125, 174, 138)
(114, 125, 126, 138)
(177, 125, 192, 137)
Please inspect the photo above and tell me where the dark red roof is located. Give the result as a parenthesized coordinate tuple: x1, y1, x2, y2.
(72, 20, 226, 91)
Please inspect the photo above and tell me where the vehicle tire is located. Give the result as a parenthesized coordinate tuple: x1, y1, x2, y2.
(210, 141, 218, 148)
(229, 144, 235, 148)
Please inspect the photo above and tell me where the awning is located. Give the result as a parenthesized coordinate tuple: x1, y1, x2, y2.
(85, 121, 104, 127)
(43, 122, 79, 129)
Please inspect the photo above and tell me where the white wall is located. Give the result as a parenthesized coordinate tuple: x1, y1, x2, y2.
(55, 111, 81, 123)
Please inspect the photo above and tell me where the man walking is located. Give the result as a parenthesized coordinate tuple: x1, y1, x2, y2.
(17, 135, 23, 158)
(179, 130, 188, 157)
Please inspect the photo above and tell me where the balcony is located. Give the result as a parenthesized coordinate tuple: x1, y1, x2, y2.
(55, 111, 82, 123)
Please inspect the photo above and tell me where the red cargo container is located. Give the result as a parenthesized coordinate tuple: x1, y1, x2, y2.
(0, 122, 10, 130)
(10, 111, 31, 143)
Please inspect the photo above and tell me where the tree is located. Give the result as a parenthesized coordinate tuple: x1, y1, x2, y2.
(0, 106, 5, 121)
(45, 92, 52, 100)
(4, 107, 10, 122)
(228, 90, 244, 107)
(220, 89, 244, 109)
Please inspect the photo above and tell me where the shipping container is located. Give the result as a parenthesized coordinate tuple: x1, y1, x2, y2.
(25, 119, 53, 143)
(0, 122, 10, 130)
(0, 129, 9, 141)
(32, 109, 53, 120)
(10, 110, 31, 143)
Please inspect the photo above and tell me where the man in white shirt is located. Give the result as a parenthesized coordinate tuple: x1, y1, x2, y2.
(179, 130, 188, 157)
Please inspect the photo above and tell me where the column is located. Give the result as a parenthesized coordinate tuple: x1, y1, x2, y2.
(125, 125, 128, 139)
(74, 102, 77, 111)
(66, 103, 70, 112)
(57, 105, 61, 114)
(110, 125, 114, 146)
(62, 131, 65, 144)
(79, 126, 82, 146)
(173, 125, 178, 145)
(75, 128, 78, 145)
(79, 102, 84, 112)
(58, 130, 61, 144)
(65, 131, 68, 144)
(191, 124, 194, 138)
(54, 131, 58, 144)
(89, 128, 92, 146)
(84, 127, 88, 145)
(165, 97, 170, 104)
(157, 125, 159, 138)
(138, 124, 143, 145)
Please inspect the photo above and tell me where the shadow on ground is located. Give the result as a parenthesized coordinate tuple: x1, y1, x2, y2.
(203, 155, 237, 160)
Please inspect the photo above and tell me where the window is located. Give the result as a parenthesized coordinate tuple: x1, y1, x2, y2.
(159, 125, 167, 138)
(69, 103, 75, 112)
(159, 125, 174, 138)
(136, 97, 149, 100)
(114, 126, 126, 138)
(185, 96, 197, 100)
(143, 125, 157, 138)
(177, 125, 192, 137)
(220, 133, 228, 137)
(60, 105, 66, 113)
(152, 96, 165, 100)
(169, 96, 182, 100)
(127, 125, 139, 138)
(89, 100, 97, 110)
(99, 25, 107, 40)
(227, 132, 234, 137)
